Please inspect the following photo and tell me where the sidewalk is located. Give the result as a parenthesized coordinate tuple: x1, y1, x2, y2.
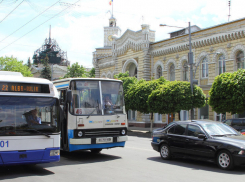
(127, 126, 160, 138)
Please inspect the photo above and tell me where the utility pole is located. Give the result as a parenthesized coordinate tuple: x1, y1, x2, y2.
(188, 22, 194, 120)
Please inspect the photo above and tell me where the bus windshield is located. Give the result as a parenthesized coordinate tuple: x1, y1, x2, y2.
(70, 80, 124, 115)
(0, 96, 59, 136)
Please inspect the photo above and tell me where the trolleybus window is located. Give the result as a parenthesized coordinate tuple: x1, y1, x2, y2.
(0, 96, 59, 136)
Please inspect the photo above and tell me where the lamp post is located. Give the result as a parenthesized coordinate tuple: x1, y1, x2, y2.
(160, 22, 195, 120)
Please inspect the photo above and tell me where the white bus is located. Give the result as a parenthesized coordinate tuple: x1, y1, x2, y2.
(0, 71, 60, 165)
(53, 78, 128, 153)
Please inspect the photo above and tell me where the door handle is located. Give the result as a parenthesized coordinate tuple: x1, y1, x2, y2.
(167, 137, 171, 139)
(185, 139, 189, 142)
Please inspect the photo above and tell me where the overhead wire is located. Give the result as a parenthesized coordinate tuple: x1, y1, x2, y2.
(0, 0, 61, 43)
(0, 0, 81, 52)
(0, 0, 25, 24)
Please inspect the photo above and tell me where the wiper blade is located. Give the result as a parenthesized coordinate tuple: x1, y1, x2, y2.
(87, 108, 96, 119)
(23, 129, 50, 138)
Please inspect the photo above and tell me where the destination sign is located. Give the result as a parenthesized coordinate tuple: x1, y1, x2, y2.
(0, 82, 50, 93)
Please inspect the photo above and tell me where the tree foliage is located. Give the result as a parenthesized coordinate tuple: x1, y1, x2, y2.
(127, 77, 167, 113)
(88, 67, 95, 78)
(0, 56, 33, 77)
(114, 72, 138, 111)
(209, 69, 245, 114)
(64, 62, 87, 78)
(148, 81, 206, 114)
(114, 72, 130, 79)
(40, 54, 51, 80)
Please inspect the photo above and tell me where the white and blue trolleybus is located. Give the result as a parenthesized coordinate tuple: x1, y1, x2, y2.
(53, 78, 128, 153)
(0, 71, 60, 165)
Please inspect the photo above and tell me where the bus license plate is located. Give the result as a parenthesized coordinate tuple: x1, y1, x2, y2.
(97, 137, 112, 143)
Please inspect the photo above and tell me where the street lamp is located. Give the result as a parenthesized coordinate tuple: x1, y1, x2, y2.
(160, 22, 195, 120)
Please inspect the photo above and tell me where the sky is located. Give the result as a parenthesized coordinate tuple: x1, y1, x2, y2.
(0, 0, 244, 68)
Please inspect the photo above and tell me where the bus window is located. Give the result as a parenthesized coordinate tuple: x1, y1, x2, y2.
(70, 81, 102, 115)
(101, 81, 124, 115)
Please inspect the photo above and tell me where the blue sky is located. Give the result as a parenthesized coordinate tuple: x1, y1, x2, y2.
(0, 0, 244, 68)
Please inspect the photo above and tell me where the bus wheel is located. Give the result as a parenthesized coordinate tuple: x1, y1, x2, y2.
(90, 149, 102, 153)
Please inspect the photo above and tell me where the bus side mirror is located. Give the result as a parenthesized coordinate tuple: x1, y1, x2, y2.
(67, 90, 72, 103)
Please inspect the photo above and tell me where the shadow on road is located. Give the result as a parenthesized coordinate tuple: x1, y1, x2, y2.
(0, 165, 54, 180)
(147, 156, 245, 174)
(0, 150, 121, 180)
(58, 150, 122, 165)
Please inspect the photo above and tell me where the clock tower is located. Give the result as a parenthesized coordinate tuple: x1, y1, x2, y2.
(104, 16, 121, 47)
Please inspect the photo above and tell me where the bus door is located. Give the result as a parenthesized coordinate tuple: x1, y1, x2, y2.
(59, 89, 68, 149)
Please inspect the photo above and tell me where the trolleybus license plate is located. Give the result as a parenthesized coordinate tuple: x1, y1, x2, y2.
(97, 137, 112, 143)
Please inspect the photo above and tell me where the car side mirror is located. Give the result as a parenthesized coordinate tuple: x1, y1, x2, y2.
(66, 90, 72, 103)
(197, 134, 206, 139)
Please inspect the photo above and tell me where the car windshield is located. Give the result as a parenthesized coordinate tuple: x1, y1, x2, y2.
(0, 96, 60, 136)
(202, 123, 240, 136)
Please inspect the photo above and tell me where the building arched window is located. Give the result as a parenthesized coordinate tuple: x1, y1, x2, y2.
(156, 65, 162, 79)
(201, 57, 208, 78)
(218, 54, 226, 75)
(169, 64, 175, 81)
(236, 51, 244, 69)
(183, 61, 188, 81)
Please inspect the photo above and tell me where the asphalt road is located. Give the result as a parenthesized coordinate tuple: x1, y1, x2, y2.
(0, 136, 245, 182)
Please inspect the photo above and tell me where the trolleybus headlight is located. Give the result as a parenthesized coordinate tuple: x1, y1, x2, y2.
(78, 131, 83, 137)
(121, 129, 126, 135)
(50, 150, 60, 156)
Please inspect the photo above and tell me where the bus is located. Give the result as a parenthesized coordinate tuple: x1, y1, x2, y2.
(53, 78, 128, 153)
(0, 71, 60, 165)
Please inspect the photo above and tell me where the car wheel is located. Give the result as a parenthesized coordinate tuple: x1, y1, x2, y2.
(217, 150, 234, 170)
(90, 149, 102, 154)
(160, 144, 171, 160)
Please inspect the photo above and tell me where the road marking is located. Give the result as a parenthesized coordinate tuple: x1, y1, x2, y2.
(125, 146, 156, 152)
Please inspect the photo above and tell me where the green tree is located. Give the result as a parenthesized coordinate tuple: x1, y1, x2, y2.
(209, 69, 245, 114)
(40, 54, 51, 80)
(148, 81, 206, 114)
(114, 72, 138, 111)
(114, 72, 130, 79)
(64, 62, 87, 78)
(0, 56, 33, 77)
(127, 77, 167, 113)
(88, 67, 95, 78)
(127, 77, 167, 131)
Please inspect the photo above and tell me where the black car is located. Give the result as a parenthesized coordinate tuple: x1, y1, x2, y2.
(222, 118, 245, 131)
(151, 120, 245, 170)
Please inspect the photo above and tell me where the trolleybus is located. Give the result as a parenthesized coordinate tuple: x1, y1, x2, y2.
(53, 78, 128, 153)
(0, 71, 60, 165)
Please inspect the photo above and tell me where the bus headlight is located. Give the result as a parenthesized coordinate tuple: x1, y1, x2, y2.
(121, 129, 126, 135)
(78, 131, 83, 137)
(50, 150, 60, 156)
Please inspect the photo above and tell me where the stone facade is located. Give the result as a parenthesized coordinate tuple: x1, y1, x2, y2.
(93, 16, 245, 127)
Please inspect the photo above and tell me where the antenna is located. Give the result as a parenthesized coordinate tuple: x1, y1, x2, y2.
(228, 0, 231, 22)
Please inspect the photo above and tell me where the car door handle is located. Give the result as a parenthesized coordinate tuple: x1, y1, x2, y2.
(185, 139, 189, 142)
(167, 137, 171, 139)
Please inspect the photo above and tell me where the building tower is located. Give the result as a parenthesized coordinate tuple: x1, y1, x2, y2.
(104, 16, 121, 47)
